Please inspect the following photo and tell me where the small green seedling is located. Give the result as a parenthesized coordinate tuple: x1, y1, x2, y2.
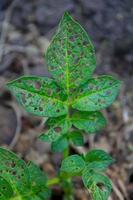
(4, 12, 121, 200)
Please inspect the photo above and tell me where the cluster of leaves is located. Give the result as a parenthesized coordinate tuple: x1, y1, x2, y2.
(6, 12, 121, 199)
(61, 149, 114, 200)
(7, 12, 121, 153)
(0, 148, 51, 200)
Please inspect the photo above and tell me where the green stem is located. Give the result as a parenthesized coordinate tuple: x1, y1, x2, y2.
(63, 147, 69, 159)
(47, 177, 60, 187)
(62, 147, 74, 200)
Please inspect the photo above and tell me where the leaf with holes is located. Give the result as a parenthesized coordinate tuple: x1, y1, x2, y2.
(39, 116, 71, 142)
(7, 76, 68, 117)
(0, 148, 50, 200)
(28, 162, 51, 200)
(0, 147, 30, 196)
(72, 75, 121, 111)
(72, 111, 107, 133)
(85, 149, 115, 171)
(0, 177, 13, 200)
(46, 12, 96, 93)
(82, 169, 112, 200)
(61, 155, 85, 176)
(69, 131, 84, 146)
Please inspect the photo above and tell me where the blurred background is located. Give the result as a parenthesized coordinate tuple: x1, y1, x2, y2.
(0, 0, 133, 199)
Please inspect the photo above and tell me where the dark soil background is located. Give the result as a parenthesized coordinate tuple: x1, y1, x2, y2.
(0, 0, 133, 199)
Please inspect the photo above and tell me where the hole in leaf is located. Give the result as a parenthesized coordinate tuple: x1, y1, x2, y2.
(83, 41, 88, 46)
(69, 36, 75, 42)
(21, 93, 26, 104)
(35, 81, 41, 90)
(96, 182, 105, 191)
(106, 90, 111, 95)
(68, 50, 71, 55)
(11, 161, 16, 168)
(39, 107, 43, 111)
(54, 127, 62, 133)
(12, 171, 17, 176)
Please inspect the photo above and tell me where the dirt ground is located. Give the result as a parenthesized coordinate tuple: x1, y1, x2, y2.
(0, 0, 133, 199)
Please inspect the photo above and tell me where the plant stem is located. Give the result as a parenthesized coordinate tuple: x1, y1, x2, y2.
(63, 146, 69, 158)
(62, 147, 74, 200)
(47, 177, 60, 187)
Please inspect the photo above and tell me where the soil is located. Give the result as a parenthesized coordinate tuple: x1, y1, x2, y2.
(0, 0, 133, 199)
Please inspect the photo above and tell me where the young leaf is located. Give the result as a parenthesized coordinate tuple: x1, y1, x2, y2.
(7, 76, 67, 117)
(72, 111, 107, 133)
(0, 177, 13, 200)
(39, 117, 71, 142)
(51, 135, 68, 152)
(61, 155, 85, 176)
(72, 75, 121, 111)
(69, 131, 84, 146)
(82, 170, 112, 200)
(46, 12, 96, 93)
(85, 149, 114, 171)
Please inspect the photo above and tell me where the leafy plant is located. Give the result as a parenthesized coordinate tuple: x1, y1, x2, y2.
(0, 148, 51, 200)
(5, 12, 121, 200)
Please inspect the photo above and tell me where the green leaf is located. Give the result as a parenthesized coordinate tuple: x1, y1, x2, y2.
(51, 135, 68, 152)
(69, 131, 84, 146)
(85, 149, 114, 171)
(61, 155, 85, 176)
(0, 147, 30, 195)
(7, 76, 68, 117)
(72, 75, 121, 111)
(0, 148, 50, 200)
(28, 162, 51, 200)
(46, 12, 96, 93)
(39, 116, 71, 142)
(82, 170, 112, 200)
(0, 177, 13, 200)
(72, 111, 107, 133)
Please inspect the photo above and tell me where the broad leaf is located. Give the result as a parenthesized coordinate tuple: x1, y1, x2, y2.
(61, 155, 85, 176)
(51, 135, 68, 152)
(39, 116, 71, 142)
(0, 148, 30, 195)
(82, 170, 112, 200)
(85, 149, 114, 171)
(72, 111, 107, 133)
(46, 12, 96, 93)
(0, 148, 50, 200)
(28, 162, 51, 200)
(69, 131, 84, 146)
(72, 75, 121, 111)
(0, 177, 13, 200)
(7, 76, 68, 117)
